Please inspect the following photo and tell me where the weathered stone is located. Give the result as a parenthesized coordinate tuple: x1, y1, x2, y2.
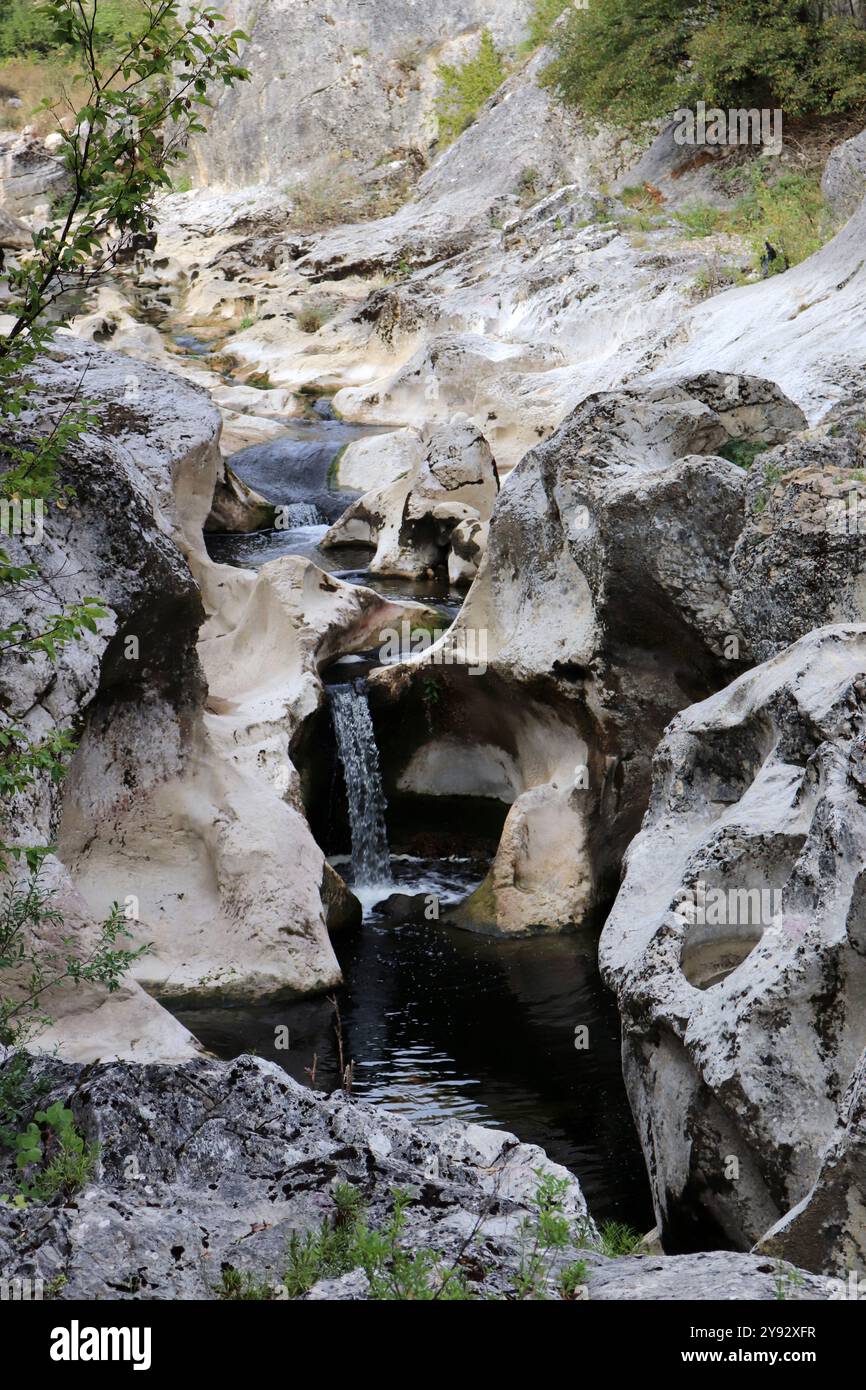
(323, 413, 499, 580)
(822, 126, 866, 222)
(757, 1047, 866, 1278)
(730, 411, 866, 661)
(599, 624, 866, 1258)
(0, 1053, 593, 1301)
(0, 1053, 832, 1301)
(187, 0, 530, 189)
(375, 375, 803, 936)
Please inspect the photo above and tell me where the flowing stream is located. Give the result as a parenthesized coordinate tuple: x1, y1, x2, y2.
(190, 408, 653, 1230)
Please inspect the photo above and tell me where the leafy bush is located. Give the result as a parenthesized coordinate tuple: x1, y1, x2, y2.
(546, 0, 866, 123)
(523, 0, 570, 51)
(436, 30, 506, 147)
(717, 438, 771, 469)
(671, 166, 830, 273)
(0, 0, 140, 58)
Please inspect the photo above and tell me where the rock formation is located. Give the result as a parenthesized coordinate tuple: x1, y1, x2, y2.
(599, 624, 866, 1254)
(322, 413, 498, 582)
(0, 1052, 833, 1301)
(373, 375, 805, 936)
(186, 0, 531, 188)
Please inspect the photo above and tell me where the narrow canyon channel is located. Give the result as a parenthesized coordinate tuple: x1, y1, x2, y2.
(183, 417, 653, 1230)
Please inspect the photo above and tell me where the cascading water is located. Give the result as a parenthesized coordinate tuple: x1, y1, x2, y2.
(328, 681, 392, 889)
(278, 501, 324, 526)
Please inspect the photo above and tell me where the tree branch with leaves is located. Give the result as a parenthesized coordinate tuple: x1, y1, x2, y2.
(0, 0, 249, 1052)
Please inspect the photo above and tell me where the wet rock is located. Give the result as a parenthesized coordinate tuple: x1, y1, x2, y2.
(321, 862, 362, 933)
(373, 891, 431, 922)
(205, 462, 277, 531)
(323, 413, 499, 581)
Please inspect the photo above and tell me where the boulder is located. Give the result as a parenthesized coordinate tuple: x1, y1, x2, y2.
(822, 126, 866, 223)
(0, 1052, 832, 1301)
(757, 1047, 866, 1277)
(0, 203, 31, 249)
(374, 375, 804, 936)
(0, 129, 68, 216)
(0, 1053, 593, 1301)
(205, 461, 277, 532)
(730, 406, 866, 661)
(323, 413, 499, 582)
(599, 623, 866, 1257)
(333, 425, 424, 492)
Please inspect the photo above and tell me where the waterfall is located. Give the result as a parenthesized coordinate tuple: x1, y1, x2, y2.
(277, 501, 324, 527)
(328, 682, 392, 888)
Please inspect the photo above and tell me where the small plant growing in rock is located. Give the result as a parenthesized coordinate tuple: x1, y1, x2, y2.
(217, 1266, 281, 1301)
(772, 1259, 805, 1301)
(514, 1170, 575, 1299)
(8, 1100, 97, 1203)
(435, 31, 506, 148)
(296, 303, 332, 334)
(717, 438, 770, 470)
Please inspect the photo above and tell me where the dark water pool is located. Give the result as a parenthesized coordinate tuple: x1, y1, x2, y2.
(174, 857, 653, 1229)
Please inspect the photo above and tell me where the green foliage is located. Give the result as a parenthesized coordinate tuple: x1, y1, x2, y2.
(595, 1219, 644, 1257)
(217, 1267, 279, 1300)
(0, 0, 59, 58)
(558, 1258, 589, 1298)
(717, 438, 769, 468)
(3, 1099, 97, 1203)
(0, 0, 142, 58)
(0, 1047, 48, 1147)
(514, 1169, 575, 1299)
(0, 872, 150, 1046)
(773, 1258, 804, 1300)
(296, 302, 332, 334)
(546, 0, 866, 123)
(523, 0, 570, 52)
(355, 1187, 473, 1300)
(283, 1181, 371, 1296)
(675, 201, 725, 238)
(436, 30, 505, 147)
(727, 166, 828, 270)
(282, 1183, 473, 1300)
(220, 1174, 642, 1301)
(672, 166, 830, 273)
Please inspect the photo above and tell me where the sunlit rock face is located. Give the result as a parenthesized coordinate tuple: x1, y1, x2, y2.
(186, 0, 531, 188)
(600, 624, 866, 1258)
